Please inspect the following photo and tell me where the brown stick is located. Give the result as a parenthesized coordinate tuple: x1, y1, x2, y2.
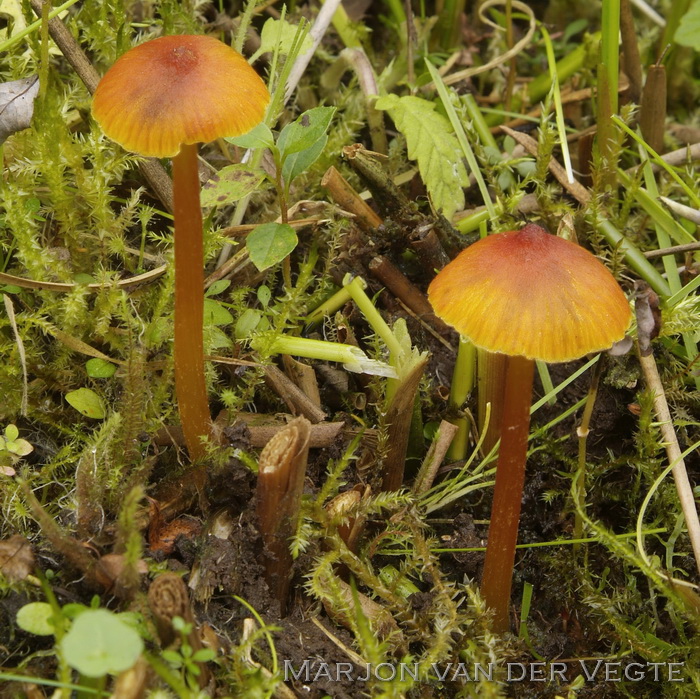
(264, 365, 326, 423)
(321, 166, 382, 232)
(382, 356, 428, 491)
(620, 0, 643, 105)
(640, 65, 667, 155)
(256, 417, 311, 614)
(30, 0, 174, 212)
(368, 256, 452, 335)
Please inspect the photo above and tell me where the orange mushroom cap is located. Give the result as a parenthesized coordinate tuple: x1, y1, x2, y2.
(92, 35, 270, 158)
(428, 224, 632, 363)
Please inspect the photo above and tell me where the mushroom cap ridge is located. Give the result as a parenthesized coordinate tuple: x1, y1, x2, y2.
(92, 35, 270, 158)
(427, 224, 632, 363)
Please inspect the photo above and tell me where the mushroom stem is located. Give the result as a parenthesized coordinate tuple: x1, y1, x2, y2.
(172, 143, 212, 461)
(480, 354, 535, 632)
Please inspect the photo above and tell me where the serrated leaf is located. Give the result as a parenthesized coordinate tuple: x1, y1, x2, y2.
(201, 164, 266, 208)
(259, 17, 313, 56)
(85, 358, 117, 379)
(282, 134, 327, 183)
(277, 106, 336, 156)
(675, 0, 700, 50)
(374, 94, 469, 219)
(65, 388, 106, 420)
(227, 122, 275, 150)
(247, 222, 298, 271)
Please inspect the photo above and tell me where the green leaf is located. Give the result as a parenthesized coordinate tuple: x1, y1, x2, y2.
(277, 106, 336, 157)
(247, 222, 298, 271)
(227, 122, 275, 150)
(675, 0, 700, 50)
(257, 285, 271, 307)
(203, 298, 234, 326)
(60, 609, 143, 678)
(235, 309, 263, 339)
(65, 388, 106, 419)
(282, 134, 327, 184)
(6, 437, 32, 456)
(85, 358, 117, 379)
(374, 94, 469, 220)
(16, 602, 56, 636)
(205, 279, 231, 297)
(4, 424, 18, 442)
(259, 17, 313, 56)
(201, 164, 266, 208)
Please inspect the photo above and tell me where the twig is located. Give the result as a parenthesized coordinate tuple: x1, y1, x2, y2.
(413, 421, 460, 495)
(30, 0, 174, 212)
(636, 287, 700, 577)
(264, 365, 326, 423)
(321, 166, 382, 232)
(643, 241, 700, 258)
(368, 256, 452, 336)
(501, 126, 591, 205)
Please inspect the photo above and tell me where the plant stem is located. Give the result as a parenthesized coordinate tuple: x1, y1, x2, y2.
(480, 355, 535, 633)
(172, 143, 212, 461)
(446, 338, 475, 461)
(574, 356, 604, 545)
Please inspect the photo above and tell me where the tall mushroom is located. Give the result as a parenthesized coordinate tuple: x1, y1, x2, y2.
(428, 223, 631, 632)
(92, 35, 270, 461)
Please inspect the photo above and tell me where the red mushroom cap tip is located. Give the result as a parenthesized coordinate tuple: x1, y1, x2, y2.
(428, 224, 632, 363)
(92, 35, 270, 158)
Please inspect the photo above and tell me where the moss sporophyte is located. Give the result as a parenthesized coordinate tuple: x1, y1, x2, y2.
(92, 35, 270, 462)
(428, 223, 631, 632)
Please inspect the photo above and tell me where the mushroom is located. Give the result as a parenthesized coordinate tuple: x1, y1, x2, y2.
(428, 223, 631, 631)
(92, 35, 270, 460)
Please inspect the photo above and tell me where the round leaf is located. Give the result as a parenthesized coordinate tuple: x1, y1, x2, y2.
(4, 424, 19, 442)
(247, 223, 298, 272)
(16, 602, 56, 636)
(60, 609, 143, 678)
(65, 388, 106, 419)
(85, 358, 117, 379)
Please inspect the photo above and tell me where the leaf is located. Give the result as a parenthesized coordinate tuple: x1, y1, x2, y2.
(247, 222, 298, 271)
(85, 358, 117, 379)
(675, 0, 700, 50)
(235, 309, 263, 339)
(201, 164, 266, 208)
(259, 17, 313, 56)
(16, 602, 56, 636)
(203, 298, 234, 326)
(277, 106, 336, 157)
(205, 279, 231, 297)
(4, 424, 18, 442)
(0, 75, 39, 144)
(374, 94, 469, 219)
(282, 134, 327, 184)
(60, 609, 143, 677)
(227, 122, 275, 150)
(65, 388, 106, 419)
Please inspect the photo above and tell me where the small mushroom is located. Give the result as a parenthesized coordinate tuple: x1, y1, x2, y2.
(428, 223, 631, 632)
(93, 35, 270, 460)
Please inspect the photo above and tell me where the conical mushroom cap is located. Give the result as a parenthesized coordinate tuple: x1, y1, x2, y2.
(428, 224, 632, 363)
(92, 35, 270, 157)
